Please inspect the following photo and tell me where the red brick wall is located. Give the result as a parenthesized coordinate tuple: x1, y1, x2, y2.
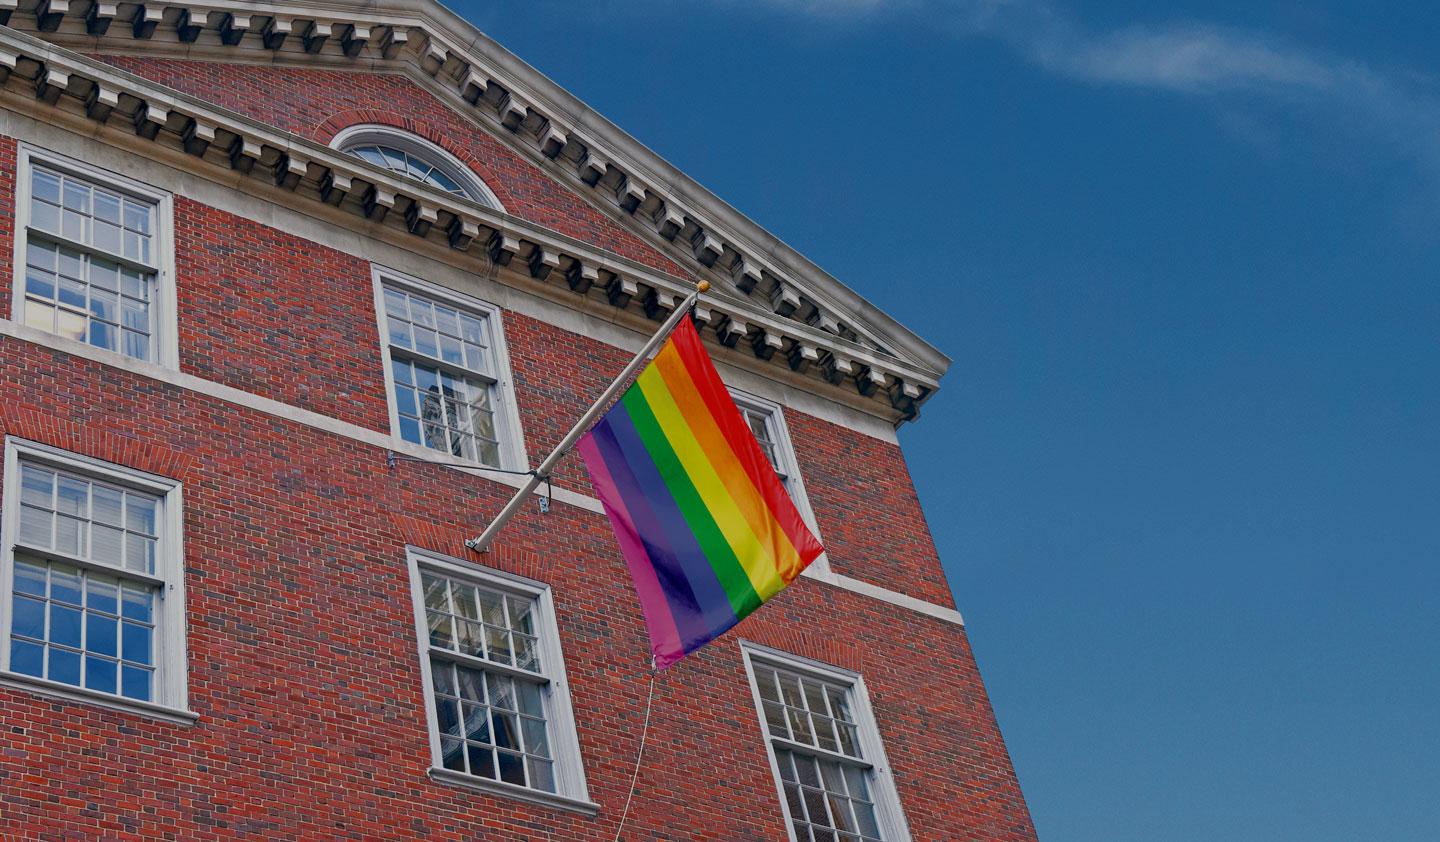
(0, 336, 1034, 841)
(94, 55, 693, 279)
(1, 105, 957, 612)
(173, 197, 393, 429)
(787, 410, 957, 607)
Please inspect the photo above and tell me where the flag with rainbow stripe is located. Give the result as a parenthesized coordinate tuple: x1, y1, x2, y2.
(577, 317, 825, 669)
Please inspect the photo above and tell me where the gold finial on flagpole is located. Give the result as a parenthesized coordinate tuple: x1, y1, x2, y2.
(697, 280, 710, 293)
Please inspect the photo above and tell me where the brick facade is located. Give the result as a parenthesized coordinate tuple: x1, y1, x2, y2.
(0, 45, 1035, 842)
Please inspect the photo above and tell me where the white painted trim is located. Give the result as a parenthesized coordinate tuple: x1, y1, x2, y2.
(0, 436, 191, 716)
(13, 142, 179, 370)
(0, 43, 942, 425)
(404, 547, 592, 808)
(0, 672, 198, 725)
(0, 111, 902, 444)
(0, 319, 963, 628)
(426, 766, 598, 816)
(370, 264, 531, 473)
(331, 124, 505, 212)
(738, 641, 915, 842)
(14, 0, 954, 376)
(825, 572, 963, 627)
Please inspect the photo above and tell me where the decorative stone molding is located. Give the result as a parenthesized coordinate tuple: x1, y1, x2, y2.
(0, 6, 946, 421)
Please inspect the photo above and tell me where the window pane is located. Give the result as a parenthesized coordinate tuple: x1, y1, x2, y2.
(121, 584, 152, 622)
(434, 697, 460, 737)
(521, 716, 550, 757)
(467, 744, 496, 779)
(462, 703, 490, 743)
(450, 583, 478, 621)
(440, 737, 466, 771)
(429, 657, 455, 696)
(12, 594, 45, 639)
(126, 495, 158, 535)
(49, 604, 82, 649)
(515, 681, 544, 718)
(85, 655, 117, 694)
(488, 672, 519, 710)
(86, 575, 118, 615)
(529, 758, 555, 793)
(92, 524, 124, 567)
(121, 664, 151, 701)
(476, 589, 505, 626)
(122, 621, 153, 666)
(18, 506, 52, 548)
(49, 647, 81, 685)
(427, 612, 454, 649)
(56, 476, 88, 515)
(496, 749, 526, 786)
(51, 565, 82, 606)
(455, 666, 485, 703)
(32, 168, 61, 203)
(11, 639, 43, 677)
(513, 634, 538, 672)
(14, 560, 47, 597)
(87, 612, 118, 657)
(764, 700, 791, 739)
(20, 466, 54, 506)
(456, 620, 485, 658)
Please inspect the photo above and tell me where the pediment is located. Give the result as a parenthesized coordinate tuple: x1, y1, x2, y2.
(0, 0, 949, 421)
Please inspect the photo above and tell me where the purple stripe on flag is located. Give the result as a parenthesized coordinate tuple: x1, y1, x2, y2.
(588, 415, 725, 652)
(600, 407, 741, 639)
(578, 432, 685, 667)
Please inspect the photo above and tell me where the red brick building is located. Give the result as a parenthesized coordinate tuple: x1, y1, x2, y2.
(0, 2, 1036, 839)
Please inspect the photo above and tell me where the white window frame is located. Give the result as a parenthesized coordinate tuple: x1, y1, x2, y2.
(729, 388, 829, 576)
(740, 641, 912, 842)
(331, 124, 505, 211)
(371, 266, 529, 472)
(404, 547, 594, 814)
(0, 437, 191, 723)
(11, 143, 179, 369)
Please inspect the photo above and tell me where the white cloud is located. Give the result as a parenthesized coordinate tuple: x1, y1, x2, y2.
(736, 0, 1440, 191)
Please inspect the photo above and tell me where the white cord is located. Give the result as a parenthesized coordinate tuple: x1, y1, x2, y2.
(612, 668, 659, 842)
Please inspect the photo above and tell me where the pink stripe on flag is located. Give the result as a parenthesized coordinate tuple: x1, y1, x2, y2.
(578, 432, 686, 667)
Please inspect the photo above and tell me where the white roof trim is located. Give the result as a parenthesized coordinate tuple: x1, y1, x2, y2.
(0, 4, 948, 421)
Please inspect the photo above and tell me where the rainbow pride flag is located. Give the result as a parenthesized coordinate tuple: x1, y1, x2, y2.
(577, 318, 824, 669)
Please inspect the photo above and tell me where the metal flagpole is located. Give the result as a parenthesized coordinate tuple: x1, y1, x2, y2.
(465, 280, 710, 553)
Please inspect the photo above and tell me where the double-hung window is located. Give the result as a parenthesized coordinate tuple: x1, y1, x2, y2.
(406, 550, 591, 813)
(376, 271, 523, 470)
(0, 439, 188, 719)
(742, 643, 911, 842)
(14, 146, 174, 365)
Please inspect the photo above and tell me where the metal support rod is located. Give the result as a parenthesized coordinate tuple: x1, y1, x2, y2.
(465, 281, 709, 552)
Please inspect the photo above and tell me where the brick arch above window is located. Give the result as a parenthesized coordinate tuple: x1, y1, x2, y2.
(317, 112, 511, 211)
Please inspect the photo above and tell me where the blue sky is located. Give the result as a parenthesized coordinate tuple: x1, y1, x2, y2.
(457, 2, 1440, 839)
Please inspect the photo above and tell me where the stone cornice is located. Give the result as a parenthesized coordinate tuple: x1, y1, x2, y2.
(0, 6, 944, 421)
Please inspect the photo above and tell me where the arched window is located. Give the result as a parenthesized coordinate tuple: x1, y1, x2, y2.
(331, 125, 503, 211)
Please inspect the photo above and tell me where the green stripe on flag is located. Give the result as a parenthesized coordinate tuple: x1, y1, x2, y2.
(622, 387, 762, 619)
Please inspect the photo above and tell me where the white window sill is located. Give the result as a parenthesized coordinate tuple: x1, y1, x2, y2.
(427, 767, 599, 816)
(0, 671, 197, 726)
